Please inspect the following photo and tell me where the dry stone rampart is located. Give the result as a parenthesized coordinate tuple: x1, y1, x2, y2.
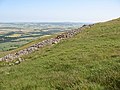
(0, 24, 93, 63)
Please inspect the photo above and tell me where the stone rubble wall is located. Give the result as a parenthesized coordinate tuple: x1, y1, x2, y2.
(0, 24, 93, 63)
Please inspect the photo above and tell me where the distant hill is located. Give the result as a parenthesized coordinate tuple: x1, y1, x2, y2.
(0, 18, 120, 90)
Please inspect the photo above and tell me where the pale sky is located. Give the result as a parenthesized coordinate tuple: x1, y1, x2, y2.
(0, 0, 120, 22)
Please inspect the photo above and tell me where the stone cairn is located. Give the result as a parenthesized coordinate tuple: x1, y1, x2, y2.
(0, 24, 93, 63)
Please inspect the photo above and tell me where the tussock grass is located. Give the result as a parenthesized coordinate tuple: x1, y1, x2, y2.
(0, 18, 120, 90)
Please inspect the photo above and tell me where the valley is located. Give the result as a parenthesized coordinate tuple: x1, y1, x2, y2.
(0, 23, 83, 51)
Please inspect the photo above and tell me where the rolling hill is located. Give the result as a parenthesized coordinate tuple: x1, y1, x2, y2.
(0, 18, 120, 90)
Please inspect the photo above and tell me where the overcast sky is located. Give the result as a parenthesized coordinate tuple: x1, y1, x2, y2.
(0, 0, 120, 22)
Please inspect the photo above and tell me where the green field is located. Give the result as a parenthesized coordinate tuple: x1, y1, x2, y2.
(0, 18, 120, 90)
(0, 41, 29, 51)
(0, 35, 56, 58)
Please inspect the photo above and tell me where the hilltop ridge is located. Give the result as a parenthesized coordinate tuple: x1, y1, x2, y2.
(0, 18, 120, 90)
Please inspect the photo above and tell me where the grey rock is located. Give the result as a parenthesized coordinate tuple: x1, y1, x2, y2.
(15, 61, 20, 64)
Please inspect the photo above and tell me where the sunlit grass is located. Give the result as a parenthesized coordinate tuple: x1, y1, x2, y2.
(5, 34, 22, 37)
(0, 18, 120, 90)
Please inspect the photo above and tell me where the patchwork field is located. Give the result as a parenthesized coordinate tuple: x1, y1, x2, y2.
(0, 23, 83, 52)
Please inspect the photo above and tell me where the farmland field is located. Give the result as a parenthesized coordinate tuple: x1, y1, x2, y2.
(0, 23, 83, 52)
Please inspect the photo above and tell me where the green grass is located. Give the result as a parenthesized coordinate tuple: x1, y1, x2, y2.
(0, 34, 56, 58)
(0, 18, 120, 90)
(0, 41, 29, 51)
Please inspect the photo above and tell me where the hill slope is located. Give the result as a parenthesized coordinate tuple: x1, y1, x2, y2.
(0, 18, 120, 90)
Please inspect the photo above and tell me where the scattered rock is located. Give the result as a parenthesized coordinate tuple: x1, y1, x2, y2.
(15, 61, 20, 65)
(9, 63, 14, 66)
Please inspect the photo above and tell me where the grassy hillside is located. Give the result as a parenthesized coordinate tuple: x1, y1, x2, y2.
(0, 18, 120, 90)
(0, 34, 57, 58)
